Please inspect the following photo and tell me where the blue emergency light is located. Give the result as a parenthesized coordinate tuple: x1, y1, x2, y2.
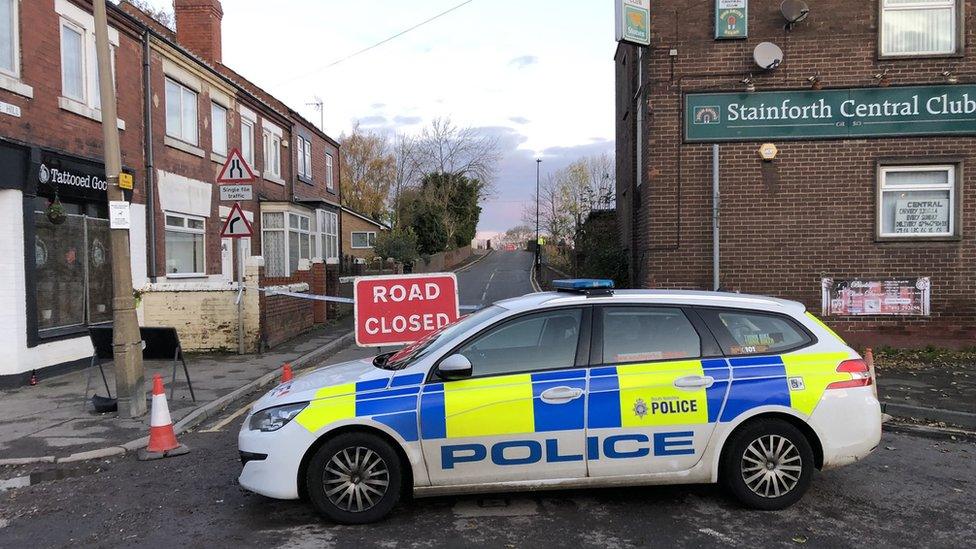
(553, 279, 615, 296)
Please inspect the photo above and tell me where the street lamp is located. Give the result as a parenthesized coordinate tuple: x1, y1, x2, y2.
(535, 159, 541, 270)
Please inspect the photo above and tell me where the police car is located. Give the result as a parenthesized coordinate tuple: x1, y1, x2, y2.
(239, 280, 881, 524)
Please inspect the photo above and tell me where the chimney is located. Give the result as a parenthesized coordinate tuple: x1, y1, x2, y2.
(173, 0, 223, 65)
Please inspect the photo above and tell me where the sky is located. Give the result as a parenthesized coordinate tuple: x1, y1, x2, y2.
(140, 0, 616, 234)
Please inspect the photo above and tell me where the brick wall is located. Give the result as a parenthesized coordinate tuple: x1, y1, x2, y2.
(259, 268, 315, 348)
(341, 210, 386, 260)
(617, 0, 976, 348)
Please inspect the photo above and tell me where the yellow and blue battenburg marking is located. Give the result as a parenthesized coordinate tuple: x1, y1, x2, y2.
(296, 353, 846, 442)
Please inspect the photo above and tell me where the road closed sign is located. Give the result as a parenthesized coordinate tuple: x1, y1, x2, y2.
(354, 273, 459, 347)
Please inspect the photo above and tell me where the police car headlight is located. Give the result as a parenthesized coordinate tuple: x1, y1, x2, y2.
(248, 402, 309, 432)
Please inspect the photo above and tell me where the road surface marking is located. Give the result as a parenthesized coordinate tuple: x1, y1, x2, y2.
(200, 400, 255, 433)
(481, 271, 497, 303)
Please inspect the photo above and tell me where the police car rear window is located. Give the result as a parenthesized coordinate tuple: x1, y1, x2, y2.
(709, 310, 811, 356)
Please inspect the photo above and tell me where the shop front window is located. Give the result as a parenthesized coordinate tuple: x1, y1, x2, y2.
(33, 203, 112, 333)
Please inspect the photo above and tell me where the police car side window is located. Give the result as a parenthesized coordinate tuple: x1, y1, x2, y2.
(707, 310, 811, 356)
(601, 307, 700, 364)
(457, 309, 582, 377)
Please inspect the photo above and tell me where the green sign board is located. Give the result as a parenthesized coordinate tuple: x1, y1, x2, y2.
(716, 0, 747, 40)
(616, 0, 651, 46)
(686, 85, 976, 142)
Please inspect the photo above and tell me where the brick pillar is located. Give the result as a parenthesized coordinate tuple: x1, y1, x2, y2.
(312, 261, 327, 324)
(326, 263, 340, 320)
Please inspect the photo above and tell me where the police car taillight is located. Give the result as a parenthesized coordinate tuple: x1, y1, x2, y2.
(826, 359, 872, 390)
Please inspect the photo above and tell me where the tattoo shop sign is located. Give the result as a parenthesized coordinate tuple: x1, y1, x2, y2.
(822, 277, 931, 317)
(686, 85, 976, 142)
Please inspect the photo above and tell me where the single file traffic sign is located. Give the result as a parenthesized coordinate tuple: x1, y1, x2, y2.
(354, 273, 459, 347)
(216, 148, 257, 183)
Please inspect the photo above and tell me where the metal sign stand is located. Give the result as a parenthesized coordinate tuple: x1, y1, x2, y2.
(236, 238, 245, 355)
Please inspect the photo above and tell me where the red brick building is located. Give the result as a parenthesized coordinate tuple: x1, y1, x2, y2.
(615, 0, 975, 348)
(0, 0, 343, 384)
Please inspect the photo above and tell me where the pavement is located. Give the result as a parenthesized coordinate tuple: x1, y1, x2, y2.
(876, 358, 976, 430)
(0, 317, 355, 464)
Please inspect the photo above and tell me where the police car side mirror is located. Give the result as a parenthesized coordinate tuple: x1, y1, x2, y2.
(437, 354, 472, 381)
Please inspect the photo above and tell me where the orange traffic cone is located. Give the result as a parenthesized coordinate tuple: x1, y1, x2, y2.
(138, 374, 189, 461)
(281, 363, 293, 383)
(864, 347, 878, 399)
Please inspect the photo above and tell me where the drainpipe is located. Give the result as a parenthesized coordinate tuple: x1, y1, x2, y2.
(712, 144, 720, 292)
(143, 29, 157, 282)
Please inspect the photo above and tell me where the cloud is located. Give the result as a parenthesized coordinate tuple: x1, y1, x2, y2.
(509, 116, 530, 125)
(393, 115, 423, 126)
(356, 115, 388, 127)
(508, 55, 538, 69)
(370, 103, 386, 110)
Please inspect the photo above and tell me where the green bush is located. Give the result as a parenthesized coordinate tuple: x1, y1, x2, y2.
(374, 228, 420, 265)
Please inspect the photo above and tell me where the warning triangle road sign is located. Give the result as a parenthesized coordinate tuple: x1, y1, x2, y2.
(220, 202, 254, 238)
(216, 148, 258, 183)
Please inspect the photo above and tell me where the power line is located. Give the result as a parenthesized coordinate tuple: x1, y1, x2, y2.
(278, 0, 475, 85)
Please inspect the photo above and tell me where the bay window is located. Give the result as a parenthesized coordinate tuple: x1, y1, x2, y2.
(881, 0, 960, 57)
(262, 211, 312, 276)
(878, 164, 958, 239)
(318, 210, 339, 260)
(164, 213, 206, 276)
(165, 78, 198, 145)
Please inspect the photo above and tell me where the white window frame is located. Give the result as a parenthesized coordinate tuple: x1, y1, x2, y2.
(298, 135, 312, 180)
(241, 119, 255, 166)
(164, 212, 207, 277)
(318, 210, 339, 260)
(880, 0, 960, 58)
(165, 77, 199, 146)
(211, 101, 228, 156)
(877, 164, 956, 239)
(262, 211, 313, 276)
(351, 231, 377, 249)
(326, 153, 335, 190)
(1, 0, 20, 79)
(263, 130, 282, 181)
(58, 14, 116, 111)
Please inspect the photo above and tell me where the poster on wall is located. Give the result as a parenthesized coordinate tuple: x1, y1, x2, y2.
(716, 0, 747, 39)
(821, 278, 931, 316)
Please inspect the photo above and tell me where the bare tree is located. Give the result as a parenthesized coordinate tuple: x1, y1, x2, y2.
(338, 122, 396, 220)
(523, 173, 572, 245)
(118, 0, 174, 30)
(391, 133, 421, 228)
(414, 117, 500, 195)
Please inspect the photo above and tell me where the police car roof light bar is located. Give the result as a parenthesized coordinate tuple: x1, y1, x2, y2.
(553, 279, 615, 297)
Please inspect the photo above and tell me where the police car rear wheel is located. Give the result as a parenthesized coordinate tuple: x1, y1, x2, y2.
(722, 419, 814, 511)
(306, 432, 403, 524)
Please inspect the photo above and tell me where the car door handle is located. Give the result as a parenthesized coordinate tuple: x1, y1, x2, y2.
(673, 375, 715, 390)
(540, 386, 584, 404)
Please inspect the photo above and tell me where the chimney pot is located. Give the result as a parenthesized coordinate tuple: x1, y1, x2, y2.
(174, 0, 224, 65)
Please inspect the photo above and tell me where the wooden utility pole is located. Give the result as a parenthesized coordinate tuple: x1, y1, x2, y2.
(93, 0, 146, 418)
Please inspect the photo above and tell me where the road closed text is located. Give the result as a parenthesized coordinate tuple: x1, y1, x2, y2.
(354, 274, 460, 347)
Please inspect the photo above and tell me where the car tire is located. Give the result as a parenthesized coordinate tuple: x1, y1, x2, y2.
(721, 419, 815, 511)
(306, 431, 403, 524)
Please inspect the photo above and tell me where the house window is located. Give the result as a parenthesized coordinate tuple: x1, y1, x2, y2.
(263, 130, 281, 179)
(351, 231, 377, 249)
(241, 119, 255, 166)
(1, 0, 19, 77)
(164, 213, 206, 276)
(262, 212, 311, 276)
(878, 164, 957, 239)
(881, 0, 959, 57)
(326, 153, 335, 190)
(59, 15, 114, 110)
(298, 136, 312, 180)
(165, 78, 198, 145)
(318, 210, 339, 260)
(211, 102, 228, 156)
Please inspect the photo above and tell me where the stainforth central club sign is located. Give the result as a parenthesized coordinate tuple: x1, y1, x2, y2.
(685, 85, 976, 142)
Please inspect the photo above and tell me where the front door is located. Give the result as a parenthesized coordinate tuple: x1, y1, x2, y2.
(586, 306, 730, 476)
(421, 308, 589, 485)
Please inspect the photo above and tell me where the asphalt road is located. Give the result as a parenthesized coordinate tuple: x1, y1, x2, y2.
(2, 253, 975, 547)
(457, 249, 535, 308)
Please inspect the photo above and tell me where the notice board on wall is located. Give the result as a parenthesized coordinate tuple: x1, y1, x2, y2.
(822, 278, 931, 316)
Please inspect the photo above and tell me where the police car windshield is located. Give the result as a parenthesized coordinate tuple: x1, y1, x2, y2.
(382, 305, 506, 370)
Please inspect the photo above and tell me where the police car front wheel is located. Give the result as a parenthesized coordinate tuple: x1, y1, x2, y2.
(306, 432, 403, 524)
(721, 419, 814, 511)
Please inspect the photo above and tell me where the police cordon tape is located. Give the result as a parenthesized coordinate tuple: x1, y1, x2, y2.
(251, 286, 481, 311)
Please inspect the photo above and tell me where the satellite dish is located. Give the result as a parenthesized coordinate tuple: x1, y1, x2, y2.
(754, 42, 784, 71)
(781, 0, 810, 26)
